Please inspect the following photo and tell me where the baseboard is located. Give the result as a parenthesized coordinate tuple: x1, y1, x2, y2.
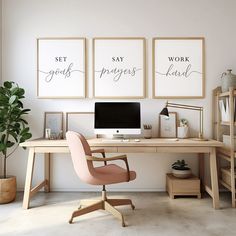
(17, 187, 166, 192)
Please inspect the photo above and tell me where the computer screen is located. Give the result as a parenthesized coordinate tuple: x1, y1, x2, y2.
(94, 102, 141, 135)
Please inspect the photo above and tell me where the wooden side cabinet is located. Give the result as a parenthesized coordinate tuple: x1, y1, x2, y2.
(166, 173, 201, 199)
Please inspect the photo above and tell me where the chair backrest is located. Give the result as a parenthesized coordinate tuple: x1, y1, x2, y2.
(66, 131, 95, 183)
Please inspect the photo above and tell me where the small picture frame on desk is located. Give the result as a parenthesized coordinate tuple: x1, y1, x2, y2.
(65, 112, 96, 139)
(44, 112, 63, 139)
(159, 112, 177, 138)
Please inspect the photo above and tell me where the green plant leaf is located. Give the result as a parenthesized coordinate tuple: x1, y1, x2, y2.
(8, 131, 18, 142)
(15, 88, 25, 97)
(21, 133, 32, 141)
(9, 95, 17, 104)
(1, 134, 6, 142)
(20, 109, 31, 115)
(20, 127, 30, 135)
(6, 141, 14, 148)
(20, 118, 28, 124)
(0, 126, 5, 132)
(4, 81, 13, 89)
(0, 143, 6, 151)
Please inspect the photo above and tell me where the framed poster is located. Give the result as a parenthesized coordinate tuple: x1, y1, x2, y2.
(153, 37, 205, 98)
(37, 38, 86, 98)
(93, 37, 146, 98)
(65, 112, 96, 139)
(44, 112, 63, 139)
(159, 112, 177, 138)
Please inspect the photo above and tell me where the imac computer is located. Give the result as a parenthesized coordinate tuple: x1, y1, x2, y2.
(94, 102, 141, 138)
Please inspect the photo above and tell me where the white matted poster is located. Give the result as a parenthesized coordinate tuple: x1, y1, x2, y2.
(65, 112, 96, 139)
(93, 38, 146, 98)
(37, 38, 86, 98)
(153, 38, 205, 98)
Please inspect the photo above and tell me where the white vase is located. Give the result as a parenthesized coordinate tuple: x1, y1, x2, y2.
(177, 127, 189, 139)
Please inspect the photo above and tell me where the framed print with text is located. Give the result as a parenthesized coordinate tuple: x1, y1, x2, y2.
(153, 37, 205, 98)
(37, 38, 86, 98)
(93, 38, 146, 98)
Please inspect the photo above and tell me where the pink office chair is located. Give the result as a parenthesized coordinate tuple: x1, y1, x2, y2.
(66, 131, 136, 227)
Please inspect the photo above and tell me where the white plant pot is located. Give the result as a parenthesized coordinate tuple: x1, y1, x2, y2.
(177, 127, 189, 139)
(172, 168, 192, 179)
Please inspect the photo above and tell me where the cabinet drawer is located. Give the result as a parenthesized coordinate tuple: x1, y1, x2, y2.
(172, 179, 200, 193)
(91, 147, 118, 153)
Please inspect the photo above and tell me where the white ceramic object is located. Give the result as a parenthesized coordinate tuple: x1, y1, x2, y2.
(221, 69, 236, 92)
(172, 168, 192, 179)
(177, 127, 189, 139)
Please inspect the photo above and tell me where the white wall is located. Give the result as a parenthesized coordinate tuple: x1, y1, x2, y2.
(2, 0, 236, 191)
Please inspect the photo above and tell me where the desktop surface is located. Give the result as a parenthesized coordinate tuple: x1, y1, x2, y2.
(20, 138, 223, 148)
(88, 138, 223, 147)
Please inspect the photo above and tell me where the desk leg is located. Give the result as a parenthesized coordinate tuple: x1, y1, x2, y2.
(198, 153, 205, 192)
(22, 148, 35, 209)
(44, 153, 50, 192)
(209, 148, 220, 209)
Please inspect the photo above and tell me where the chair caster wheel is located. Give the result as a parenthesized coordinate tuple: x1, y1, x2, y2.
(131, 204, 135, 210)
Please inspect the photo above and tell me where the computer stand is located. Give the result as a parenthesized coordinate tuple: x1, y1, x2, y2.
(112, 134, 125, 139)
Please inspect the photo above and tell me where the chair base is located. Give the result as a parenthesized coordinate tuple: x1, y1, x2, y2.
(69, 191, 135, 227)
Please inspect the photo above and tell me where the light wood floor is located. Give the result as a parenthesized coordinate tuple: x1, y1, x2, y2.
(0, 192, 236, 236)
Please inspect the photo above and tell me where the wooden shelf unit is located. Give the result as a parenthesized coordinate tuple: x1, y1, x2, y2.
(213, 86, 236, 207)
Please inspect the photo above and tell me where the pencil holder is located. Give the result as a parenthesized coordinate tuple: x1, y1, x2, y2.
(143, 124, 152, 139)
(143, 129, 152, 139)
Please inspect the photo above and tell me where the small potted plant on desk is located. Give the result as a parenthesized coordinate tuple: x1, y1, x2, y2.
(172, 159, 192, 179)
(177, 118, 189, 139)
(0, 81, 32, 204)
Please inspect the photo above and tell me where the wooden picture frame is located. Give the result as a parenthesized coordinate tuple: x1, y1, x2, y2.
(93, 37, 146, 98)
(44, 112, 63, 139)
(65, 112, 96, 139)
(159, 112, 177, 138)
(37, 38, 86, 98)
(153, 37, 205, 98)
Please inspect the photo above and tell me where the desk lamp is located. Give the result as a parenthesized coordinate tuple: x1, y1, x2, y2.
(160, 101, 207, 141)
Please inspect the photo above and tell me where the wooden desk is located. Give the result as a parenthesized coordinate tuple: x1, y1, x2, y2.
(20, 138, 223, 210)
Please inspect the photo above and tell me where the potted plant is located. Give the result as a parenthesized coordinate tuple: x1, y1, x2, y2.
(177, 118, 189, 139)
(0, 81, 32, 204)
(171, 159, 192, 178)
